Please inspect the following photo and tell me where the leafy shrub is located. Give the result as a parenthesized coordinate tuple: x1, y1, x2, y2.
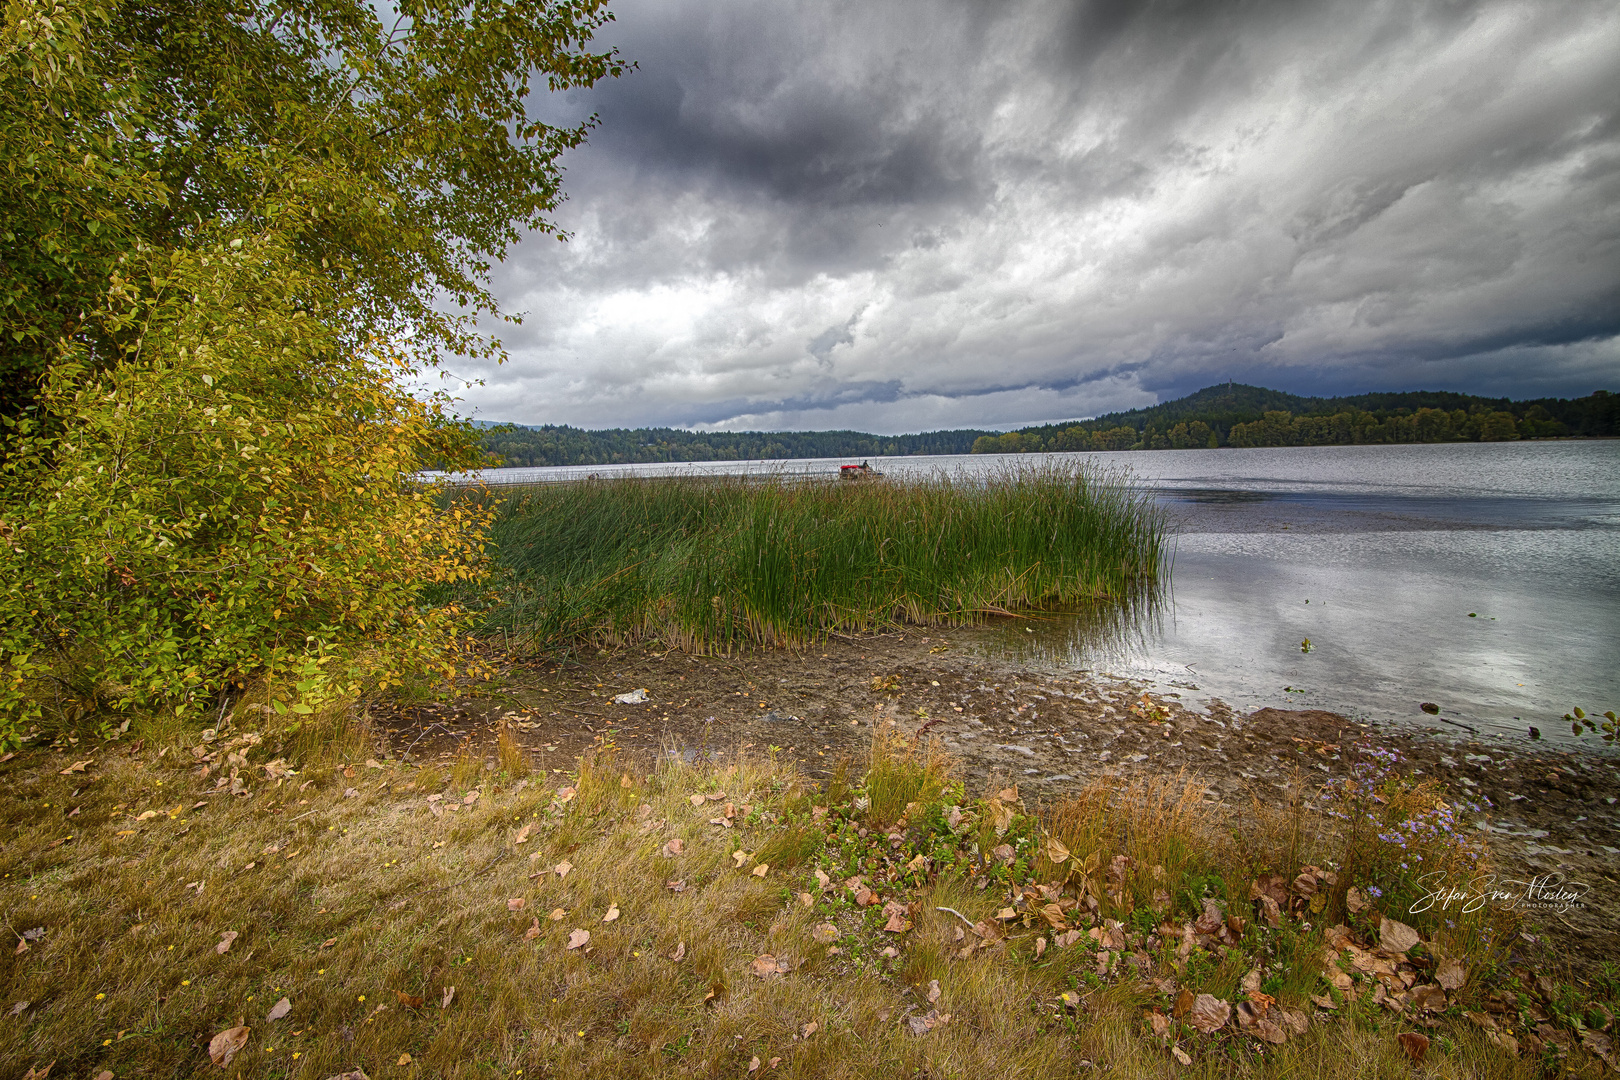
(0, 237, 490, 741)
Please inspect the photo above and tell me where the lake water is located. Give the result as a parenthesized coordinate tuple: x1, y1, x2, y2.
(466, 441, 1620, 745)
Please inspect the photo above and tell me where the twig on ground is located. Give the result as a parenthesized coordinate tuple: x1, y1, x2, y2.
(401, 723, 457, 756)
(424, 851, 509, 895)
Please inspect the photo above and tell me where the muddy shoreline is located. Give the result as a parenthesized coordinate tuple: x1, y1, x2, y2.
(377, 627, 1620, 978)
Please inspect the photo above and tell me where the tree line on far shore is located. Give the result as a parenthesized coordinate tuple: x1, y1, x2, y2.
(478, 425, 996, 467)
(480, 384, 1616, 466)
(973, 388, 1614, 454)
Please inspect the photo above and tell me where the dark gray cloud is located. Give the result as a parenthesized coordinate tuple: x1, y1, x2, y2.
(461, 0, 1620, 433)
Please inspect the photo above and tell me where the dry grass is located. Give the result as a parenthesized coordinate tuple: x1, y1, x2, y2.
(496, 724, 530, 780)
(862, 725, 953, 828)
(1040, 770, 1228, 920)
(0, 719, 1606, 1079)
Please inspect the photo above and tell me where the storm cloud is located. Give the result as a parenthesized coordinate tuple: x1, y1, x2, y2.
(457, 0, 1620, 433)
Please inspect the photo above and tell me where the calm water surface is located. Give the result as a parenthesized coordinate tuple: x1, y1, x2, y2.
(470, 442, 1620, 745)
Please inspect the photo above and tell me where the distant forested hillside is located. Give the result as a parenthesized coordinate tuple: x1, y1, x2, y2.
(478, 425, 992, 467)
(476, 384, 1616, 466)
(969, 384, 1617, 454)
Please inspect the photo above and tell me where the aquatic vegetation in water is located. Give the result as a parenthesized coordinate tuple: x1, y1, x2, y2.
(465, 462, 1167, 653)
(1565, 706, 1618, 742)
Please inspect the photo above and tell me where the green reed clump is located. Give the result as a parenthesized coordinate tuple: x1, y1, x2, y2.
(480, 462, 1166, 652)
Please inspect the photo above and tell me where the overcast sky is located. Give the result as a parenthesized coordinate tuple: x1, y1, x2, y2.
(454, 0, 1620, 434)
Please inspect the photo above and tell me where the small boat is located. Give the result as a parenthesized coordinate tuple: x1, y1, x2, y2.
(839, 461, 883, 480)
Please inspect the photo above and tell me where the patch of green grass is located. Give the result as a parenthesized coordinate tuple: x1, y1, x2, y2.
(467, 462, 1166, 653)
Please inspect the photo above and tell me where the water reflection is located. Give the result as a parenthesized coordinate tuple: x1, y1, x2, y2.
(972, 580, 1169, 672)
(962, 442, 1620, 750)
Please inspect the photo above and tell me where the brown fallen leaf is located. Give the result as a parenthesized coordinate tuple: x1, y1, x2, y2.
(747, 1056, 761, 1073)
(662, 839, 684, 857)
(267, 996, 292, 1021)
(1236, 1002, 1287, 1044)
(906, 1009, 951, 1036)
(1171, 1045, 1192, 1066)
(320, 937, 337, 949)
(548, 908, 567, 921)
(566, 928, 590, 950)
(208, 1024, 250, 1068)
(397, 1053, 412, 1066)
(1398, 1032, 1430, 1063)
(60, 760, 92, 774)
(690, 793, 707, 807)
(94, 1072, 113, 1080)
(1580, 1029, 1617, 1071)
(507, 897, 526, 911)
(812, 923, 839, 944)
(669, 941, 686, 962)
(732, 850, 750, 868)
(1378, 916, 1420, 956)
(1309, 993, 1338, 1010)
(797, 891, 814, 907)
(987, 797, 1015, 836)
(524, 918, 542, 941)
(750, 954, 789, 978)
(881, 900, 913, 934)
(214, 930, 240, 955)
(22, 1063, 53, 1080)
(1410, 983, 1446, 1013)
(321, 1071, 371, 1080)
(1434, 956, 1467, 991)
(665, 879, 687, 893)
(1187, 994, 1231, 1034)
(927, 979, 942, 1004)
(8, 1001, 28, 1016)
(513, 823, 533, 845)
(441, 986, 456, 1008)
(801, 1021, 819, 1038)
(602, 904, 621, 923)
(395, 990, 424, 1008)
(555, 860, 573, 878)
(752, 863, 770, 878)
(462, 790, 480, 805)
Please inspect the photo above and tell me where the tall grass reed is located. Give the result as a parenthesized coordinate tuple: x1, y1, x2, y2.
(476, 461, 1167, 653)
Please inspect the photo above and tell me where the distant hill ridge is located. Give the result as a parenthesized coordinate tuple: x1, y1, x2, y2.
(477, 384, 1616, 466)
